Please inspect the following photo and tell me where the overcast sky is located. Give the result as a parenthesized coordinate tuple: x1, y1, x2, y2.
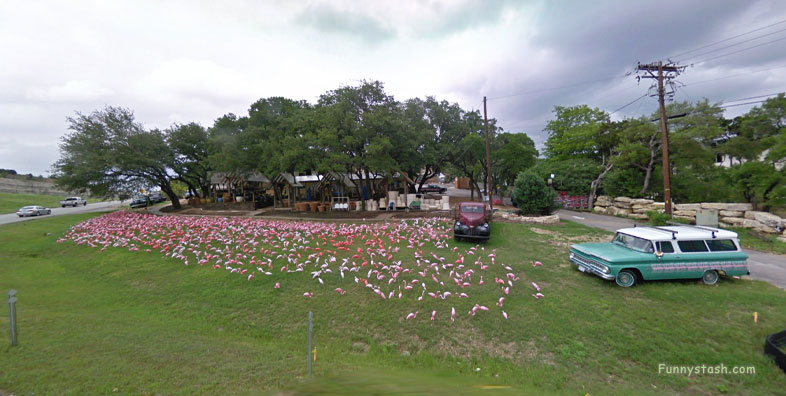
(2, 0, 785, 176)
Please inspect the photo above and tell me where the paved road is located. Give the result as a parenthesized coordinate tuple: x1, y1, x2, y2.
(0, 200, 124, 226)
(558, 209, 786, 290)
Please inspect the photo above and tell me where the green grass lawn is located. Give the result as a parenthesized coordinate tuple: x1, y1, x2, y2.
(730, 227, 786, 256)
(0, 192, 66, 213)
(1, 213, 785, 395)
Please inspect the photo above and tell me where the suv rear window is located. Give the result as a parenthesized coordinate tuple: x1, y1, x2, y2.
(677, 240, 709, 253)
(706, 239, 737, 252)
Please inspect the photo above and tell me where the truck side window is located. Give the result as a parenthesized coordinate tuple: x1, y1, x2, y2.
(657, 241, 675, 253)
(677, 240, 709, 253)
(706, 239, 738, 252)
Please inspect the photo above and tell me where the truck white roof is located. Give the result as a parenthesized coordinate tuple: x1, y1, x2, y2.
(617, 225, 738, 241)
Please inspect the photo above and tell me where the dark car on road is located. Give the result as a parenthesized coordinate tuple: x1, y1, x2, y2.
(419, 184, 447, 194)
(129, 197, 150, 209)
(148, 192, 166, 203)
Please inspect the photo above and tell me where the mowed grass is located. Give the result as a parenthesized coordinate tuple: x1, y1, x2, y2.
(0, 192, 65, 214)
(1, 214, 785, 395)
(730, 226, 786, 256)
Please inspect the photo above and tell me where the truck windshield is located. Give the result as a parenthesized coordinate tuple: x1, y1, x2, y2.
(461, 206, 484, 213)
(613, 233, 654, 253)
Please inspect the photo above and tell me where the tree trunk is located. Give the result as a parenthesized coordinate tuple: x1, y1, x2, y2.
(162, 185, 182, 210)
(639, 132, 660, 196)
(355, 171, 365, 211)
(589, 163, 614, 211)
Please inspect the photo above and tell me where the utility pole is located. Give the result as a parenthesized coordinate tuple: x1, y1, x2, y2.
(636, 61, 686, 217)
(483, 96, 493, 211)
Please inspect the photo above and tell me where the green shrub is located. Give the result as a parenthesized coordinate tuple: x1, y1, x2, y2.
(645, 210, 669, 226)
(530, 158, 602, 195)
(512, 170, 559, 215)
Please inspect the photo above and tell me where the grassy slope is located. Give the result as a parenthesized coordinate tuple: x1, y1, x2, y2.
(0, 214, 784, 395)
(730, 227, 786, 256)
(0, 192, 65, 213)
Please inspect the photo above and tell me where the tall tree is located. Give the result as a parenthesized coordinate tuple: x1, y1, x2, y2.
(543, 105, 616, 208)
(665, 100, 728, 203)
(401, 97, 470, 192)
(494, 132, 538, 194)
(446, 110, 490, 200)
(207, 113, 253, 173)
(544, 105, 611, 160)
(52, 106, 183, 208)
(167, 122, 211, 198)
(613, 118, 661, 196)
(316, 80, 403, 207)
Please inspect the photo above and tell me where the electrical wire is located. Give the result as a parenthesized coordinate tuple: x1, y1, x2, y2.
(487, 74, 628, 101)
(675, 27, 786, 63)
(690, 36, 786, 66)
(682, 65, 786, 86)
(609, 93, 650, 115)
(677, 86, 694, 103)
(664, 18, 786, 60)
(721, 92, 785, 104)
(718, 100, 768, 109)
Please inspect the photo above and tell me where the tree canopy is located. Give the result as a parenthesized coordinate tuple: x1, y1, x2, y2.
(52, 81, 540, 207)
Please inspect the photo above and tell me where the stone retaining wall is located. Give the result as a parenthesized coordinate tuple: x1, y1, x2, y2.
(592, 195, 786, 242)
(495, 212, 560, 225)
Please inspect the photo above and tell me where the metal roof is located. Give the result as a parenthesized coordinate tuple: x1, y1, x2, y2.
(273, 173, 304, 187)
(295, 174, 321, 183)
(209, 171, 270, 184)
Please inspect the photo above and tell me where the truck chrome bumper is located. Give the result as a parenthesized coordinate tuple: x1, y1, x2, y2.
(570, 257, 615, 280)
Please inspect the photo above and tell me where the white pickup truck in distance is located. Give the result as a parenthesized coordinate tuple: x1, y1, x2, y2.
(60, 197, 87, 207)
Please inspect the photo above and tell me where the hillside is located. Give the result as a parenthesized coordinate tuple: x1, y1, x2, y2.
(0, 176, 68, 196)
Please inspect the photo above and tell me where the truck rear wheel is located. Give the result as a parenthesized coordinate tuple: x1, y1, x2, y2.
(701, 270, 719, 285)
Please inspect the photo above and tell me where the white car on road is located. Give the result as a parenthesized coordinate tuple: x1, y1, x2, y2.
(17, 206, 52, 217)
(60, 197, 87, 207)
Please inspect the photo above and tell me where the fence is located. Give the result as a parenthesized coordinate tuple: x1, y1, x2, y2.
(556, 192, 589, 210)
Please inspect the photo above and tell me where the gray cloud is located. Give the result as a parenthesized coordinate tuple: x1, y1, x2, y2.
(295, 4, 397, 43)
(1, 1, 785, 175)
(472, 0, 786, 148)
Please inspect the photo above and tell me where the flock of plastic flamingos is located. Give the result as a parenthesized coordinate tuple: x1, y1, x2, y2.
(61, 211, 545, 321)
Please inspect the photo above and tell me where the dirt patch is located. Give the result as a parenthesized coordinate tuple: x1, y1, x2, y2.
(518, 338, 556, 366)
(529, 228, 609, 250)
(432, 325, 518, 362)
(530, 227, 558, 236)
(392, 211, 450, 219)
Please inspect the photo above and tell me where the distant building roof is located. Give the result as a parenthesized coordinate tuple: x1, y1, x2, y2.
(273, 173, 304, 187)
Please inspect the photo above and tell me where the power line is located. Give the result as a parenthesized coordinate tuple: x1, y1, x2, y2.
(718, 100, 768, 109)
(487, 74, 628, 101)
(677, 86, 694, 103)
(665, 18, 786, 60)
(682, 65, 786, 86)
(609, 93, 650, 115)
(721, 92, 785, 104)
(676, 27, 786, 63)
(690, 36, 786, 66)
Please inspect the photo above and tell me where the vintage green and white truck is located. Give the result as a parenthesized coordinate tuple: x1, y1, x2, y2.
(570, 225, 749, 287)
